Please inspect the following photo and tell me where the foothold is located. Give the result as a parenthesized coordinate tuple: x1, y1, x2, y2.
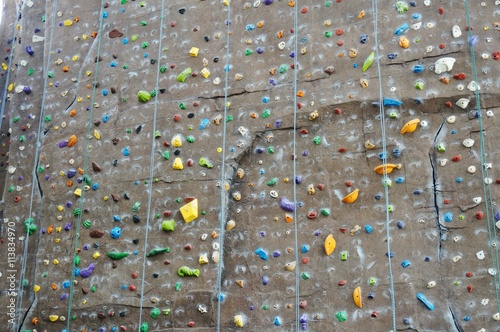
(400, 119, 420, 134)
(324, 234, 336, 256)
(353, 286, 362, 308)
(341, 189, 359, 203)
(234, 315, 244, 327)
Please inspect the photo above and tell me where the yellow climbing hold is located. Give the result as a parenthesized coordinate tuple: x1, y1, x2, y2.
(49, 315, 59, 322)
(94, 129, 101, 140)
(223, 0, 230, 5)
(173, 157, 184, 170)
(74, 188, 82, 197)
(8, 83, 14, 92)
(324, 234, 336, 256)
(72, 55, 79, 61)
(180, 199, 198, 223)
(172, 134, 183, 147)
(200, 67, 210, 79)
(53, 259, 59, 265)
(1, 63, 7, 71)
(199, 253, 209, 264)
(234, 314, 244, 327)
(400, 118, 421, 134)
(353, 286, 362, 308)
(341, 189, 359, 203)
(63, 20, 73, 26)
(189, 47, 200, 57)
(33, 285, 41, 292)
(373, 164, 402, 175)
(93, 251, 100, 259)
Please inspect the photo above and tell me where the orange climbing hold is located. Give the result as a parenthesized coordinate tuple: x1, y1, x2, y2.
(69, 109, 77, 117)
(62, 65, 70, 72)
(296, 90, 304, 97)
(67, 135, 78, 147)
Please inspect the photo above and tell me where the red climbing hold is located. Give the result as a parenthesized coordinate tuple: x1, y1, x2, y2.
(451, 155, 461, 162)
(475, 211, 484, 219)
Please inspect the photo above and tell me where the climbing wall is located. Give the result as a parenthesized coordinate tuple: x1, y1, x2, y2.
(0, 0, 499, 331)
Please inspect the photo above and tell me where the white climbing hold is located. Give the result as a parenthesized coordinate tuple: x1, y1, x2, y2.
(452, 255, 462, 262)
(476, 250, 485, 260)
(488, 268, 496, 276)
(26, 0, 34, 7)
(32, 35, 45, 43)
(238, 126, 248, 136)
(424, 0, 431, 6)
(419, 120, 428, 128)
(484, 178, 493, 184)
(462, 138, 474, 147)
(434, 57, 456, 74)
(426, 45, 433, 53)
(439, 159, 448, 166)
(455, 98, 469, 109)
(411, 22, 422, 30)
(269, 190, 278, 198)
(427, 280, 436, 288)
(456, 84, 465, 91)
(468, 166, 476, 174)
(212, 251, 220, 263)
(20, 60, 27, 66)
(481, 53, 489, 60)
(472, 197, 482, 204)
(496, 220, 500, 230)
(446, 115, 456, 124)
(493, 313, 500, 321)
(426, 22, 435, 29)
(481, 298, 490, 305)
(15, 85, 25, 93)
(452, 25, 462, 38)
(486, 110, 494, 117)
(278, 41, 286, 50)
(7, 166, 16, 174)
(467, 81, 480, 92)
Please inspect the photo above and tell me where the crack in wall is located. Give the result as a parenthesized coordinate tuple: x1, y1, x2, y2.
(447, 305, 464, 332)
(429, 120, 445, 259)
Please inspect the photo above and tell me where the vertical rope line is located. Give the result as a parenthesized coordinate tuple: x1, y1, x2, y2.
(292, 0, 299, 331)
(371, 0, 397, 329)
(66, 0, 106, 328)
(15, 0, 59, 329)
(216, 1, 232, 331)
(138, 0, 166, 327)
(464, 0, 500, 312)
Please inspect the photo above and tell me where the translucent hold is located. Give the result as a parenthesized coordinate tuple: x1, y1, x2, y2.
(434, 57, 456, 74)
(234, 314, 244, 327)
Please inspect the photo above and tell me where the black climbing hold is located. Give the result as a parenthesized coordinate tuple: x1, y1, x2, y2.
(124, 193, 130, 200)
(132, 239, 139, 244)
(150, 59, 156, 65)
(159, 88, 166, 94)
(153, 273, 159, 278)
(204, 36, 209, 42)
(133, 215, 140, 223)
(187, 113, 194, 118)
(178, 8, 186, 14)
(174, 149, 181, 156)
(213, 57, 219, 63)
(119, 311, 126, 317)
(112, 159, 118, 167)
(135, 125, 142, 134)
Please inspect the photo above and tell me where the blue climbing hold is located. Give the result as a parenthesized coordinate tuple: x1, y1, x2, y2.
(92, 183, 99, 190)
(394, 23, 409, 35)
(102, 115, 110, 123)
(301, 244, 310, 253)
(102, 89, 108, 96)
(274, 317, 281, 326)
(123, 147, 130, 156)
(395, 177, 405, 184)
(113, 215, 121, 221)
(199, 118, 210, 130)
(365, 225, 373, 233)
(122, 38, 128, 44)
(401, 260, 411, 268)
(388, 53, 398, 59)
(444, 212, 453, 222)
(413, 65, 424, 73)
(416, 292, 435, 310)
(255, 247, 269, 261)
(110, 227, 122, 239)
(383, 98, 403, 106)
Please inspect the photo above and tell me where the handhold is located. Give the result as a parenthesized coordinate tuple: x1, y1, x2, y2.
(434, 57, 456, 74)
(374, 164, 402, 174)
(362, 51, 375, 72)
(137, 90, 151, 102)
(341, 189, 359, 203)
(199, 253, 209, 264)
(226, 219, 236, 231)
(146, 247, 170, 257)
(324, 234, 336, 256)
(467, 81, 480, 92)
(80, 263, 95, 278)
(365, 140, 376, 149)
(255, 247, 269, 260)
(161, 219, 175, 231)
(383, 98, 403, 106)
(234, 315, 244, 327)
(90, 229, 105, 238)
(456, 98, 470, 109)
(284, 261, 296, 271)
(400, 119, 421, 134)
(177, 266, 200, 277)
(353, 286, 362, 308)
(67, 135, 78, 147)
(452, 25, 462, 38)
(180, 199, 198, 223)
(416, 292, 434, 310)
(106, 252, 129, 260)
(110, 227, 122, 239)
(399, 36, 410, 48)
(280, 197, 295, 212)
(173, 157, 184, 170)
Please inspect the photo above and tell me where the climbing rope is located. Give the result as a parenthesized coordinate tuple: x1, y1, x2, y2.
(215, 2, 232, 331)
(464, 0, 500, 312)
(138, 0, 166, 327)
(292, 1, 300, 331)
(66, 0, 106, 328)
(371, 0, 397, 329)
(15, 0, 59, 329)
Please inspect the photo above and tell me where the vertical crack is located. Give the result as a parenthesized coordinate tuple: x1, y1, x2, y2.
(16, 299, 34, 332)
(429, 121, 445, 259)
(447, 305, 464, 332)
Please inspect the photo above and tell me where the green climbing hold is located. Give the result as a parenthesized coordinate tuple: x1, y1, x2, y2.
(177, 266, 200, 277)
(122, 64, 128, 69)
(8, 185, 14, 193)
(121, 0, 127, 4)
(267, 177, 278, 186)
(73, 208, 82, 217)
(186, 135, 194, 143)
(74, 256, 80, 266)
(13, 116, 20, 123)
(335, 311, 347, 322)
(47, 71, 54, 78)
(146, 247, 170, 257)
(176, 68, 192, 82)
(83, 220, 91, 228)
(245, 48, 253, 56)
(154, 130, 161, 138)
(437, 143, 446, 153)
(162, 151, 170, 160)
(37, 166, 45, 173)
(175, 281, 182, 291)
(301, 272, 310, 280)
(150, 90, 156, 98)
(325, 31, 332, 37)
(226, 115, 233, 122)
(179, 102, 186, 110)
(262, 109, 271, 118)
(91, 285, 97, 292)
(160, 65, 167, 73)
(24, 218, 36, 235)
(137, 90, 151, 103)
(132, 202, 141, 212)
(161, 219, 175, 232)
(131, 34, 138, 42)
(199, 157, 214, 168)
(151, 308, 160, 319)
(42, 15, 46, 22)
(415, 82, 424, 90)
(267, 146, 274, 154)
(140, 322, 148, 332)
(141, 21, 147, 26)
(320, 208, 331, 216)
(162, 309, 171, 315)
(44, 115, 51, 122)
(142, 42, 149, 49)
(313, 136, 321, 145)
(83, 175, 91, 186)
(362, 51, 375, 72)
(279, 64, 287, 73)
(27, 68, 34, 76)
(106, 252, 129, 260)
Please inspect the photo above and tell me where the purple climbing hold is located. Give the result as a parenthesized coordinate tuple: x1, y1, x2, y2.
(262, 275, 269, 285)
(58, 140, 68, 148)
(264, 0, 273, 4)
(64, 222, 72, 231)
(280, 197, 295, 212)
(80, 263, 95, 278)
(23, 86, 32, 94)
(67, 169, 77, 178)
(60, 293, 68, 300)
(25, 45, 34, 56)
(495, 210, 500, 221)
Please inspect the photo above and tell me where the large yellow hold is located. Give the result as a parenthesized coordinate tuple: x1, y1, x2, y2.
(341, 189, 359, 203)
(173, 157, 184, 170)
(180, 199, 198, 223)
(234, 314, 244, 327)
(400, 118, 420, 134)
(353, 286, 362, 308)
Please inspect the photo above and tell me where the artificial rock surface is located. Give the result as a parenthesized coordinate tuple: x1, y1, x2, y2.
(0, 0, 499, 331)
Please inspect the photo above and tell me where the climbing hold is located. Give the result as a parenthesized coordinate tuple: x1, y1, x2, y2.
(255, 247, 269, 260)
(416, 292, 435, 310)
(455, 98, 470, 109)
(341, 189, 359, 203)
(180, 199, 198, 222)
(374, 164, 402, 174)
(173, 157, 184, 170)
(137, 90, 151, 103)
(284, 261, 296, 271)
(400, 119, 421, 134)
(234, 315, 244, 327)
(434, 58, 456, 74)
(362, 52, 375, 72)
(353, 286, 362, 308)
(161, 219, 175, 231)
(177, 266, 200, 277)
(106, 252, 129, 260)
(324, 234, 336, 256)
